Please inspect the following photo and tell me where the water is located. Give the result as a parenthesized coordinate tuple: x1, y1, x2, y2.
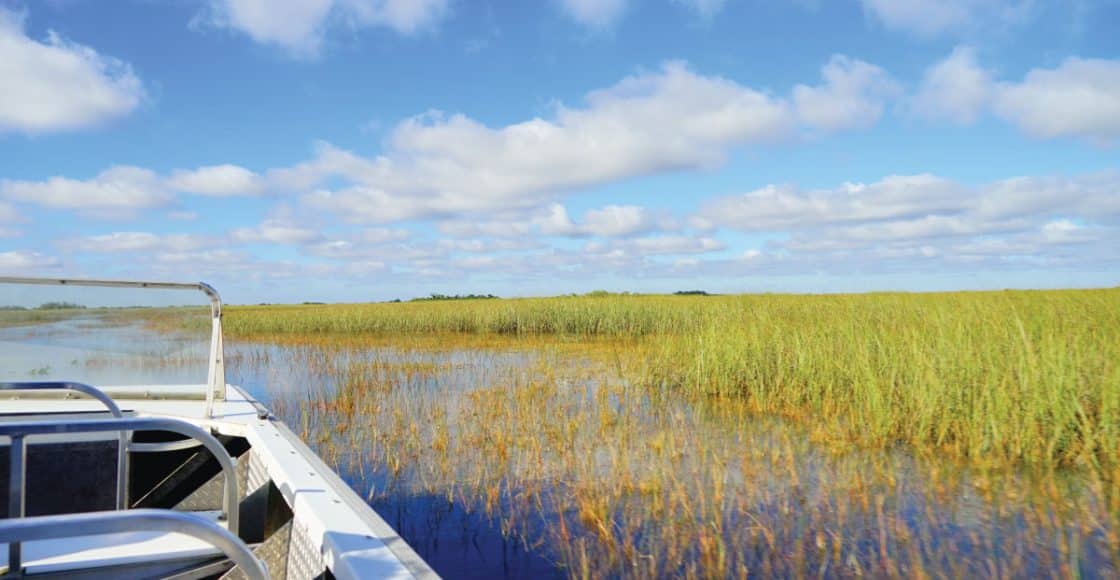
(2, 316, 1117, 578)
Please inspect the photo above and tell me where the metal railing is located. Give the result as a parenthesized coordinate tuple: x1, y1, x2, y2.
(0, 509, 267, 579)
(0, 382, 130, 511)
(1, 417, 241, 572)
(0, 381, 209, 512)
(0, 276, 226, 418)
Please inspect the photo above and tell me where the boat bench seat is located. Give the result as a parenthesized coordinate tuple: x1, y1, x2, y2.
(0, 510, 229, 577)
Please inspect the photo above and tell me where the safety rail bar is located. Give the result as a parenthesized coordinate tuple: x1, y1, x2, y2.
(0, 382, 129, 511)
(0, 381, 210, 512)
(1, 417, 241, 572)
(0, 276, 226, 418)
(0, 509, 267, 579)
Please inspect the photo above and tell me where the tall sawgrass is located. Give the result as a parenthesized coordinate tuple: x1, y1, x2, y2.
(645, 290, 1120, 467)
(225, 295, 708, 336)
(226, 289, 1120, 467)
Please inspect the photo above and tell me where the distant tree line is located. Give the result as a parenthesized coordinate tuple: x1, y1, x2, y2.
(0, 302, 87, 310)
(408, 293, 500, 302)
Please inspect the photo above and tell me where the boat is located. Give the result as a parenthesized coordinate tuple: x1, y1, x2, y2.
(0, 276, 438, 579)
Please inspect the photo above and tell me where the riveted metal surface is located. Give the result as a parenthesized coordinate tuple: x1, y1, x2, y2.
(247, 450, 269, 496)
(285, 517, 325, 580)
(222, 519, 292, 580)
(176, 452, 250, 511)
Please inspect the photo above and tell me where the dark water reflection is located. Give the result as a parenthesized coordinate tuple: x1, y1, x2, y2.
(3, 318, 1117, 578)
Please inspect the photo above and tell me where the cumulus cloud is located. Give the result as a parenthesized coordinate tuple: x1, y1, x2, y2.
(857, 0, 1030, 38)
(793, 55, 899, 131)
(557, 0, 628, 29)
(0, 250, 61, 273)
(230, 219, 323, 244)
(204, 0, 449, 56)
(0, 202, 21, 224)
(1, 163, 265, 219)
(698, 174, 967, 231)
(672, 0, 727, 18)
(294, 58, 898, 224)
(229, 204, 325, 245)
(0, 166, 172, 219)
(591, 235, 726, 256)
(358, 227, 410, 243)
(56, 232, 218, 253)
(907, 49, 1120, 143)
(538, 204, 669, 237)
(994, 58, 1120, 142)
(910, 46, 992, 124)
(0, 8, 145, 134)
(698, 170, 1120, 272)
(437, 203, 673, 239)
(166, 165, 265, 197)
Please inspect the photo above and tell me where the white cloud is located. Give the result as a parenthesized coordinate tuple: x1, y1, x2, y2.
(168, 210, 200, 221)
(341, 0, 450, 34)
(0, 250, 61, 273)
(906, 49, 1120, 142)
(0, 166, 172, 219)
(1, 163, 266, 219)
(167, 165, 264, 197)
(910, 46, 992, 124)
(0, 8, 145, 134)
(698, 174, 966, 231)
(857, 0, 1030, 38)
(538, 204, 667, 237)
(994, 58, 1120, 142)
(794, 55, 898, 131)
(437, 215, 533, 238)
(1039, 219, 1098, 244)
(205, 0, 448, 56)
(700, 170, 1120, 273)
(230, 204, 324, 244)
(558, 0, 628, 29)
(358, 227, 410, 243)
(606, 235, 726, 255)
(0, 202, 21, 223)
(672, 0, 727, 18)
(297, 59, 902, 223)
(230, 219, 323, 244)
(57, 232, 217, 253)
(438, 204, 672, 239)
(439, 238, 539, 253)
(0, 198, 20, 237)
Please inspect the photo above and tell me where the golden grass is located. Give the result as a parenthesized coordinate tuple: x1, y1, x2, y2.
(224, 289, 1120, 469)
(255, 335, 1119, 578)
(114, 288, 1120, 576)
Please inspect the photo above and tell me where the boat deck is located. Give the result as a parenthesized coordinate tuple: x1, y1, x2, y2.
(1, 384, 435, 579)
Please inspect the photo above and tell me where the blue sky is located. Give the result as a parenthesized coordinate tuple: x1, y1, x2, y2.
(0, 0, 1117, 304)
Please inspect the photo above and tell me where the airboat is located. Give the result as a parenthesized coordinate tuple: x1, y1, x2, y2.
(0, 276, 437, 579)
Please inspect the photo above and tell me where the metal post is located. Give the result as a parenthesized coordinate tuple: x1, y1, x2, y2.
(8, 435, 26, 574)
(200, 282, 226, 418)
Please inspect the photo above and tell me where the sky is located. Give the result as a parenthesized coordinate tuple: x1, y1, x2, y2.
(0, 0, 1117, 304)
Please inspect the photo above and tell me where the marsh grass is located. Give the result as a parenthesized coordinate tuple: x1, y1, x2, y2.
(225, 289, 1120, 470)
(0, 307, 88, 328)
(126, 288, 1120, 576)
(253, 335, 1119, 578)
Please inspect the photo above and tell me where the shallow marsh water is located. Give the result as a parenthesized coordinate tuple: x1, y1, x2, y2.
(3, 316, 1117, 578)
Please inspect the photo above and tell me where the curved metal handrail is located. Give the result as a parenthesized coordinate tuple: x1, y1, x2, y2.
(0, 381, 130, 510)
(0, 276, 226, 417)
(0, 509, 267, 579)
(0, 417, 240, 534)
